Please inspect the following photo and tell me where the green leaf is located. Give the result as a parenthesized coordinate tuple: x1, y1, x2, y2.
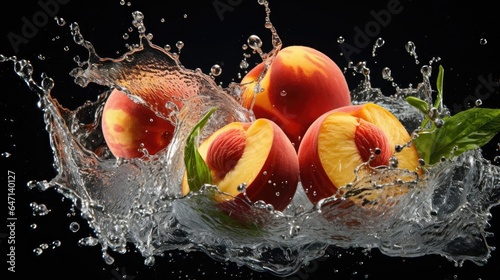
(406, 96, 429, 115)
(434, 65, 444, 109)
(414, 107, 500, 165)
(184, 107, 218, 192)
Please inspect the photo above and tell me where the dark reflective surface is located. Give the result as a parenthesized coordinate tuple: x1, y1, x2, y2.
(1, 1, 499, 279)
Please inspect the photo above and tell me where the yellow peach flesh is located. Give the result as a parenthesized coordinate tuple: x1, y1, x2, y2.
(317, 114, 361, 189)
(335, 103, 421, 173)
(197, 119, 273, 198)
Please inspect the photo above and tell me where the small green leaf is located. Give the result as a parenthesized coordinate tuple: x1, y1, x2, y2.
(414, 107, 500, 165)
(406, 96, 429, 115)
(184, 107, 218, 192)
(434, 65, 444, 109)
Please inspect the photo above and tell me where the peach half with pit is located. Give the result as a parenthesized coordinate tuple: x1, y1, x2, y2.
(182, 118, 300, 212)
(101, 88, 175, 159)
(240, 45, 351, 149)
(298, 103, 422, 205)
(331, 103, 422, 174)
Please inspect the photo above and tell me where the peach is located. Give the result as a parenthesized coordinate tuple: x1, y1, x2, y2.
(298, 103, 422, 205)
(182, 118, 299, 212)
(240, 45, 351, 149)
(101, 89, 175, 158)
(101, 59, 201, 159)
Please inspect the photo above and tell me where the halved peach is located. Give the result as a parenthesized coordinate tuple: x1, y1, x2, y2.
(298, 112, 394, 204)
(298, 103, 422, 206)
(182, 118, 299, 212)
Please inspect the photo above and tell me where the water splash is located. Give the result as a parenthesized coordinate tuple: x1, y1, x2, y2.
(2, 1, 500, 277)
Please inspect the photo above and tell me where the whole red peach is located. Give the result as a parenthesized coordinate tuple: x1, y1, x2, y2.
(101, 89, 175, 159)
(240, 45, 351, 150)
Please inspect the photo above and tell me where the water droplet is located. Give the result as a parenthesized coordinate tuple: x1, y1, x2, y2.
(1, 152, 11, 158)
(79, 236, 99, 247)
(428, 107, 438, 119)
(239, 59, 249, 69)
(30, 223, 37, 229)
(30, 202, 51, 216)
(382, 67, 393, 81)
(494, 155, 500, 164)
(429, 57, 441, 65)
(372, 37, 385, 57)
(480, 38, 488, 45)
(405, 41, 419, 64)
(102, 251, 115, 265)
(237, 183, 247, 192)
(337, 36, 345, 44)
(144, 256, 156, 266)
(14, 59, 33, 78)
(33, 247, 43, 256)
(52, 240, 62, 248)
(176, 41, 184, 51)
(210, 64, 222, 77)
(69, 221, 80, 232)
(434, 118, 445, 128)
(395, 144, 404, 153)
(54, 16, 66, 26)
(420, 65, 432, 77)
(280, 90, 287, 96)
(475, 99, 483, 106)
(389, 157, 399, 168)
(247, 35, 263, 51)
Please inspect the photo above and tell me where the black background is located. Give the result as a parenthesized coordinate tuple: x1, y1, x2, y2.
(1, 0, 500, 279)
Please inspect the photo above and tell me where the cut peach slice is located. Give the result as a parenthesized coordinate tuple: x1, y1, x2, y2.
(298, 112, 394, 204)
(183, 118, 299, 212)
